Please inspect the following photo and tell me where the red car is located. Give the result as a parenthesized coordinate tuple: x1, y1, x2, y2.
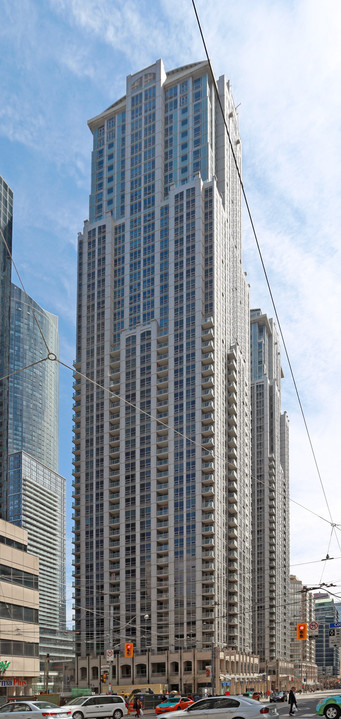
(155, 697, 194, 715)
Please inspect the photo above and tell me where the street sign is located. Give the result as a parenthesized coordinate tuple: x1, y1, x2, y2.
(106, 649, 114, 662)
(329, 628, 341, 647)
(330, 622, 341, 628)
(309, 621, 318, 637)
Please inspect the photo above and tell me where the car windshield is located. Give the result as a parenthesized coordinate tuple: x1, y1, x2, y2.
(164, 699, 180, 704)
(34, 703, 59, 710)
(65, 698, 87, 706)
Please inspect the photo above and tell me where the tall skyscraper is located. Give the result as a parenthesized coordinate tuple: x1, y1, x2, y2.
(9, 284, 59, 472)
(250, 309, 290, 664)
(73, 59, 251, 659)
(6, 285, 72, 688)
(0, 175, 13, 518)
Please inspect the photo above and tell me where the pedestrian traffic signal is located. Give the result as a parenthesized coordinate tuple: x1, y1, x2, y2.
(125, 642, 134, 657)
(296, 622, 307, 640)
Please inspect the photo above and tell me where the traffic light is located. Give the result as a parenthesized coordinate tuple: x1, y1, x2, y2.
(125, 642, 134, 658)
(101, 672, 107, 683)
(296, 622, 307, 640)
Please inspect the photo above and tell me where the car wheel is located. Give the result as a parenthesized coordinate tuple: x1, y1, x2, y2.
(113, 710, 123, 719)
(324, 707, 341, 719)
(73, 713, 84, 719)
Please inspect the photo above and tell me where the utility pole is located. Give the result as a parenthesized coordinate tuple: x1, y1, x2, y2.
(44, 653, 50, 693)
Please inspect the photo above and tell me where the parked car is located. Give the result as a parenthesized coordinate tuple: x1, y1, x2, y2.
(156, 698, 195, 715)
(243, 693, 261, 702)
(0, 701, 72, 719)
(62, 695, 128, 719)
(157, 695, 279, 719)
(316, 695, 341, 719)
(270, 692, 287, 703)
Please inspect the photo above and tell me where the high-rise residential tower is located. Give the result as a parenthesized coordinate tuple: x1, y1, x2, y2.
(250, 309, 290, 664)
(0, 175, 13, 517)
(73, 59, 251, 659)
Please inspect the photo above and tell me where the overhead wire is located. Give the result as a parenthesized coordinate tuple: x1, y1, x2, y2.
(1, 9, 340, 619)
(0, 226, 52, 356)
(0, 209, 339, 567)
(190, 0, 340, 553)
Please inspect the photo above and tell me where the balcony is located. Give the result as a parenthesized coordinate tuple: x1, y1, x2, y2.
(202, 316, 214, 329)
(202, 400, 214, 412)
(202, 364, 214, 377)
(202, 485, 214, 496)
(202, 473, 214, 483)
(202, 352, 214, 365)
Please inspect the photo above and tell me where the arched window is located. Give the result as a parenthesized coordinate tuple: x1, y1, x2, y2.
(92, 666, 98, 679)
(121, 664, 131, 678)
(80, 666, 87, 681)
(136, 664, 147, 677)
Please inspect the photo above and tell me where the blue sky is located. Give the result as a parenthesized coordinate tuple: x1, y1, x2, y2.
(1, 0, 341, 617)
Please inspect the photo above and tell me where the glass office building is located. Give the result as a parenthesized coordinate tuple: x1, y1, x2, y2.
(7, 451, 73, 687)
(0, 175, 13, 518)
(73, 59, 252, 658)
(7, 287, 72, 687)
(9, 284, 59, 472)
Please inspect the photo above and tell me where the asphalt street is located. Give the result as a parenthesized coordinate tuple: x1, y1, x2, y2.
(260, 693, 336, 719)
(140, 692, 339, 718)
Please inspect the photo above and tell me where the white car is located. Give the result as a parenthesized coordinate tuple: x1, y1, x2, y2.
(0, 700, 72, 719)
(157, 696, 279, 719)
(62, 696, 127, 719)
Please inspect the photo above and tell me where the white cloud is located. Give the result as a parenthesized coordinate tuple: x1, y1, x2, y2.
(2, 0, 341, 593)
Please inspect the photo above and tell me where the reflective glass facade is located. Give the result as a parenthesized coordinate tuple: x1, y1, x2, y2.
(7, 451, 73, 680)
(8, 284, 59, 472)
(0, 175, 13, 517)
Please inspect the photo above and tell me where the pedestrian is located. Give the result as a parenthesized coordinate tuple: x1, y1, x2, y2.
(288, 687, 297, 715)
(135, 699, 142, 718)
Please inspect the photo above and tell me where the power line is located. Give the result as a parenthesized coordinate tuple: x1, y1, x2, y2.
(0, 226, 52, 355)
(191, 0, 340, 550)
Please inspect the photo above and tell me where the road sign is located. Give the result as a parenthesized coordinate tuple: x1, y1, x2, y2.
(330, 622, 341, 628)
(106, 649, 114, 662)
(309, 621, 318, 637)
(329, 628, 341, 647)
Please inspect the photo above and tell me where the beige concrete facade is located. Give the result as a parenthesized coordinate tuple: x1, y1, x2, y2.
(0, 519, 40, 697)
(75, 648, 264, 697)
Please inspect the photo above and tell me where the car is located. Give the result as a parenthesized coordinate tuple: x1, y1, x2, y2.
(62, 695, 128, 719)
(0, 701, 72, 719)
(270, 692, 287, 703)
(243, 693, 261, 702)
(156, 695, 279, 719)
(316, 695, 341, 719)
(156, 697, 194, 714)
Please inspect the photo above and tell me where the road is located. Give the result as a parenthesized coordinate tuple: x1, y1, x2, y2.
(140, 691, 340, 718)
(267, 692, 337, 719)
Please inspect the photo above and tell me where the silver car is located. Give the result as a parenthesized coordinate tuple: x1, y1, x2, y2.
(0, 701, 72, 719)
(157, 696, 279, 719)
(62, 696, 127, 719)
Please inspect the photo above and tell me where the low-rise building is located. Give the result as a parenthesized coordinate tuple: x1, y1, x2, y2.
(0, 519, 40, 698)
(75, 648, 263, 697)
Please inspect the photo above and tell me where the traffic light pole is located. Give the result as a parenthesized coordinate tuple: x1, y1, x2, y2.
(108, 604, 113, 694)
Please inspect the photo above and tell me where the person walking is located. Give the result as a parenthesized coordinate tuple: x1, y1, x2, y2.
(288, 687, 297, 715)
